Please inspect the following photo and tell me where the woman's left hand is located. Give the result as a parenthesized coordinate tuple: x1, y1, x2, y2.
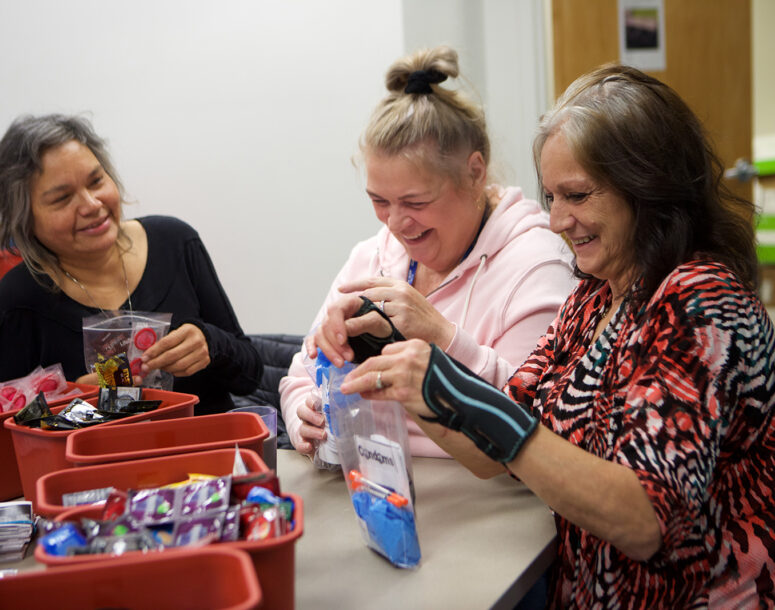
(140, 323, 210, 378)
(339, 339, 435, 419)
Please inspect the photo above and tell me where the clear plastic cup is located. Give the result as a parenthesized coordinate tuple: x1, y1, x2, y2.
(230, 405, 277, 471)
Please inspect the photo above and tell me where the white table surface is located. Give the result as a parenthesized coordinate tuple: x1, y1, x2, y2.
(278, 449, 556, 609)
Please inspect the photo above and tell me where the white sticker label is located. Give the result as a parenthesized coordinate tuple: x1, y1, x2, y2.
(354, 434, 411, 502)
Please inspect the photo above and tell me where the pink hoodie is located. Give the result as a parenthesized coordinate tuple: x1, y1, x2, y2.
(279, 186, 576, 457)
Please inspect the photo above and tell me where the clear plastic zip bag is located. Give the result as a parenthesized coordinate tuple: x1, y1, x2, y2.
(83, 311, 173, 390)
(326, 361, 421, 569)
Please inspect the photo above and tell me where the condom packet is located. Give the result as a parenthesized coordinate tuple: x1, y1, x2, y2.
(80, 530, 161, 556)
(97, 386, 162, 416)
(62, 486, 116, 508)
(38, 522, 88, 557)
(127, 487, 178, 525)
(179, 477, 231, 517)
(0, 364, 72, 413)
(171, 510, 225, 547)
(12, 392, 53, 426)
(12, 393, 103, 431)
(82, 514, 144, 539)
(245, 487, 295, 524)
(220, 506, 241, 542)
(239, 504, 286, 541)
(101, 490, 129, 521)
(83, 311, 173, 390)
(127, 477, 231, 525)
(59, 398, 108, 427)
(0, 384, 29, 413)
(28, 364, 69, 396)
(94, 353, 133, 388)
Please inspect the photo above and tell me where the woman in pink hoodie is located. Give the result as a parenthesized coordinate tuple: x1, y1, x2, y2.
(279, 45, 575, 457)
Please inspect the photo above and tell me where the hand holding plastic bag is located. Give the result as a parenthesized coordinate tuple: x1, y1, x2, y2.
(325, 361, 421, 568)
(83, 311, 173, 390)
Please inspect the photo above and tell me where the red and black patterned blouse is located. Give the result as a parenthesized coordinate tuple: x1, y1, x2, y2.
(507, 259, 775, 608)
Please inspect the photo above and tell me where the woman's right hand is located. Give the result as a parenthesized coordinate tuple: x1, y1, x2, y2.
(339, 277, 455, 348)
(307, 294, 372, 367)
(307, 276, 455, 368)
(295, 392, 327, 456)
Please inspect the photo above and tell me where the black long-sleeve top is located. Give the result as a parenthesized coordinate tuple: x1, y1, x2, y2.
(0, 216, 261, 415)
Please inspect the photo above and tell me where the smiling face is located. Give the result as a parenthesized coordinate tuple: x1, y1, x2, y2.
(541, 131, 637, 296)
(365, 147, 486, 276)
(30, 140, 121, 266)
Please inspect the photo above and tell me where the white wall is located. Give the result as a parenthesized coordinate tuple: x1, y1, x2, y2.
(0, 1, 547, 336)
(402, 0, 547, 199)
(0, 1, 403, 334)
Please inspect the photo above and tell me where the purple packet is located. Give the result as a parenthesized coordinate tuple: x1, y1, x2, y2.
(92, 514, 144, 538)
(85, 530, 160, 556)
(220, 506, 240, 542)
(179, 477, 231, 516)
(172, 511, 225, 547)
(128, 488, 177, 524)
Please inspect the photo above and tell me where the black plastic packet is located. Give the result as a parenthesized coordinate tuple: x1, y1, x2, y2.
(97, 387, 162, 417)
(13, 392, 53, 427)
(348, 297, 406, 364)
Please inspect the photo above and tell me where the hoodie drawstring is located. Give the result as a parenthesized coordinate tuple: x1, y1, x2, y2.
(460, 254, 487, 328)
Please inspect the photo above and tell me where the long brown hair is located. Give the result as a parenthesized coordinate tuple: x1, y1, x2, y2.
(534, 64, 757, 305)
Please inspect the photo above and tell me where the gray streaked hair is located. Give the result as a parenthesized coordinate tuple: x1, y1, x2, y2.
(0, 114, 126, 284)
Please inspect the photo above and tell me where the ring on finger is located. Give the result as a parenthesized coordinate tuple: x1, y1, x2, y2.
(375, 371, 384, 390)
(379, 299, 386, 313)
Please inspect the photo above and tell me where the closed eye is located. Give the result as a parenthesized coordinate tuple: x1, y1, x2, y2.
(51, 192, 72, 205)
(568, 192, 590, 202)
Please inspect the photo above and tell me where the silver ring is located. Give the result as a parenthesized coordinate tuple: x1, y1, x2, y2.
(375, 371, 384, 390)
(379, 299, 386, 313)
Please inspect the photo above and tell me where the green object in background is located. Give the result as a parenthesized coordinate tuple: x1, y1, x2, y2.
(756, 214, 775, 264)
(755, 159, 775, 178)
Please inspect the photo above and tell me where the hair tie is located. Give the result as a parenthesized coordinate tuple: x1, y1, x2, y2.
(404, 69, 447, 94)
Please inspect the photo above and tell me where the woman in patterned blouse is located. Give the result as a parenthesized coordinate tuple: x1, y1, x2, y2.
(331, 65, 775, 607)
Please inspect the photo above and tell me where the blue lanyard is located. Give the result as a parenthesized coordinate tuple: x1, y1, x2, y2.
(406, 209, 488, 287)
(407, 259, 418, 286)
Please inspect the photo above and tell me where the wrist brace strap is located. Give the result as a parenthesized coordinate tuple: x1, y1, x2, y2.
(348, 297, 406, 364)
(420, 344, 537, 463)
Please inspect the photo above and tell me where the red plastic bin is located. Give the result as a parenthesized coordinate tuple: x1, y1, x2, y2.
(38, 490, 304, 610)
(2, 546, 261, 610)
(3, 387, 197, 508)
(36, 447, 267, 517)
(66, 411, 269, 466)
(0, 382, 98, 501)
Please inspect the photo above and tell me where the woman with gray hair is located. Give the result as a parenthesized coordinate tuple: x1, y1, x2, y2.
(0, 114, 261, 414)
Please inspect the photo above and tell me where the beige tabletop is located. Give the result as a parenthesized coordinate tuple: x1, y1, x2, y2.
(278, 449, 556, 610)
(3, 449, 556, 609)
